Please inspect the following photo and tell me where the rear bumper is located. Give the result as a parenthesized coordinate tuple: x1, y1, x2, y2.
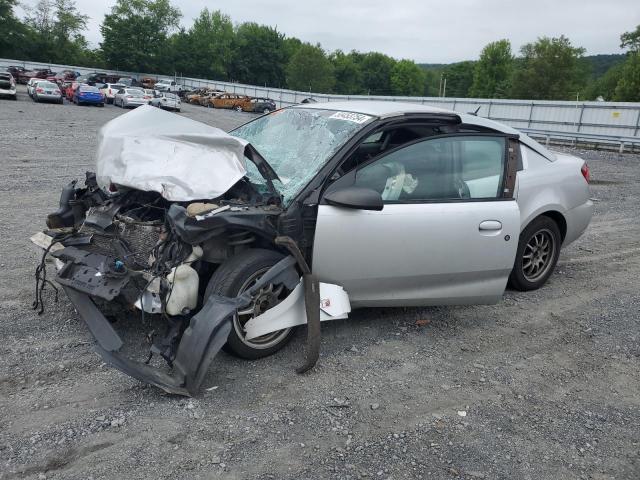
(36, 93, 62, 101)
(78, 97, 103, 104)
(0, 87, 16, 96)
(563, 200, 594, 246)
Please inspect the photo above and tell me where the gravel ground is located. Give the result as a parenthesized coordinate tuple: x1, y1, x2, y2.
(1, 86, 639, 480)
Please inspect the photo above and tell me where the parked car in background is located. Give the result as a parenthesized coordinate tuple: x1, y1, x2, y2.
(32, 80, 63, 104)
(118, 77, 140, 87)
(6, 66, 26, 81)
(154, 80, 184, 95)
(140, 77, 156, 89)
(99, 83, 126, 104)
(27, 78, 42, 97)
(149, 91, 181, 111)
(210, 93, 251, 111)
(51, 70, 77, 86)
(114, 88, 148, 108)
(16, 69, 37, 84)
(0, 72, 17, 100)
(197, 91, 219, 106)
(73, 85, 104, 106)
(142, 89, 155, 102)
(34, 69, 55, 80)
(243, 97, 277, 114)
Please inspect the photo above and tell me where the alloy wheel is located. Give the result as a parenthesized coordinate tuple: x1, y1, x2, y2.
(522, 228, 556, 282)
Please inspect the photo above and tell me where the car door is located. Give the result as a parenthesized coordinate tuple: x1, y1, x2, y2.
(312, 134, 520, 307)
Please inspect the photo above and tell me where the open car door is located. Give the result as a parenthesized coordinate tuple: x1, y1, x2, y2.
(312, 134, 521, 307)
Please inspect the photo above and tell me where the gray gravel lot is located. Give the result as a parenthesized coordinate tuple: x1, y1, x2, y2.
(1, 86, 639, 480)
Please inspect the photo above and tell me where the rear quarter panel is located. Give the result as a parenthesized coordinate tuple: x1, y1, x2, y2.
(517, 146, 592, 245)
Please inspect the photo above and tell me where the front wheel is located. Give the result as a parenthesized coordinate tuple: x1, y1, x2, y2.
(205, 249, 295, 359)
(234, 105, 243, 112)
(509, 216, 562, 291)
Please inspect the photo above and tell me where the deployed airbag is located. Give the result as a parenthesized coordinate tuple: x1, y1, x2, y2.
(96, 105, 249, 201)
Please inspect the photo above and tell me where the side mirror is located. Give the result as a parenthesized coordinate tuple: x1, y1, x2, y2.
(324, 186, 383, 211)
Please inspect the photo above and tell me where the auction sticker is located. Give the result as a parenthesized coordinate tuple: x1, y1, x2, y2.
(329, 111, 372, 124)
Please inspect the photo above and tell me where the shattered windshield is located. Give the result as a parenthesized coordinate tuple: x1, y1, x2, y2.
(231, 108, 373, 204)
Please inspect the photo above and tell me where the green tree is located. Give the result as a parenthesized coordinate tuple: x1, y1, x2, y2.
(469, 39, 513, 98)
(0, 0, 28, 58)
(100, 0, 181, 73)
(359, 52, 396, 95)
(614, 25, 640, 101)
(286, 43, 335, 92)
(390, 59, 425, 96)
(184, 9, 233, 79)
(442, 61, 475, 97)
(330, 50, 364, 94)
(22, 0, 89, 64)
(229, 22, 287, 87)
(620, 24, 640, 52)
(510, 36, 587, 100)
(584, 62, 624, 100)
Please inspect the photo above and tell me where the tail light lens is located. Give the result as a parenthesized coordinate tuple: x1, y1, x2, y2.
(126, 95, 133, 98)
(53, 90, 60, 95)
(36, 87, 44, 93)
(581, 163, 590, 183)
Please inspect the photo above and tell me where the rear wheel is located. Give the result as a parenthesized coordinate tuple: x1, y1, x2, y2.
(263, 108, 271, 114)
(234, 105, 243, 112)
(205, 249, 295, 359)
(509, 216, 562, 291)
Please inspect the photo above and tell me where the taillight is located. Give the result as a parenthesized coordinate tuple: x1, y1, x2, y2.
(581, 163, 590, 183)
(36, 87, 44, 93)
(126, 95, 133, 98)
(53, 90, 60, 95)
(109, 89, 112, 94)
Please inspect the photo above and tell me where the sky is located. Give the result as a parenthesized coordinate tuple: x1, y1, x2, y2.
(18, 0, 640, 63)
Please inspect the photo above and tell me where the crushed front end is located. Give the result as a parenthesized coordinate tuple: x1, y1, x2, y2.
(33, 170, 300, 396)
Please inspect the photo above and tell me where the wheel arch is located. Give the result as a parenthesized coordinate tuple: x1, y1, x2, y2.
(524, 210, 567, 242)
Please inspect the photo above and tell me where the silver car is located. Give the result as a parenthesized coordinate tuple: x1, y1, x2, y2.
(149, 91, 181, 111)
(33, 101, 592, 395)
(113, 88, 148, 108)
(32, 80, 63, 104)
(0, 72, 17, 100)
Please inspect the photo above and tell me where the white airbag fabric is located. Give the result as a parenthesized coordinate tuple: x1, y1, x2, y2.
(96, 105, 248, 201)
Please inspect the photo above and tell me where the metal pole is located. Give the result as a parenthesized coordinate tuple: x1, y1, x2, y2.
(442, 77, 447, 98)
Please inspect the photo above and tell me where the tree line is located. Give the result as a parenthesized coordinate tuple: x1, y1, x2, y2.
(1, 0, 639, 101)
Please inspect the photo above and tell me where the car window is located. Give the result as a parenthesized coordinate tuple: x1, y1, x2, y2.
(353, 135, 506, 202)
(80, 86, 99, 92)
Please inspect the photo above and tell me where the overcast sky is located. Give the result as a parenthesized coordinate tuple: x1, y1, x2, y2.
(18, 0, 640, 63)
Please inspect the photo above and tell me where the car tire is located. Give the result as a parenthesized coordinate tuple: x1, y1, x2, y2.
(509, 215, 562, 291)
(205, 248, 296, 360)
(99, 103, 104, 107)
(263, 108, 271, 114)
(58, 98, 63, 104)
(234, 105, 243, 112)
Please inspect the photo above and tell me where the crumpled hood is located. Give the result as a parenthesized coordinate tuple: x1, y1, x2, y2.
(96, 105, 249, 201)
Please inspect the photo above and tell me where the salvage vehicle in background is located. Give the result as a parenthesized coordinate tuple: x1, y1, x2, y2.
(0, 72, 17, 100)
(32, 101, 592, 396)
(149, 91, 181, 111)
(140, 77, 156, 89)
(73, 85, 104, 106)
(242, 97, 277, 114)
(26, 77, 41, 97)
(114, 88, 148, 108)
(32, 80, 63, 104)
(6, 66, 27, 82)
(99, 83, 126, 104)
(210, 93, 251, 110)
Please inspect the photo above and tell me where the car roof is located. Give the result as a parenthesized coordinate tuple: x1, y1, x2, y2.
(293, 100, 555, 160)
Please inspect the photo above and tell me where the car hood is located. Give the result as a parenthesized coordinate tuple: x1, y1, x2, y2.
(96, 105, 261, 201)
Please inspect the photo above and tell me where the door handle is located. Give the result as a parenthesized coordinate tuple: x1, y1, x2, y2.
(479, 220, 502, 231)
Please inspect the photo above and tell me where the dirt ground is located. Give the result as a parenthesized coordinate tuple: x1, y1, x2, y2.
(0, 86, 639, 480)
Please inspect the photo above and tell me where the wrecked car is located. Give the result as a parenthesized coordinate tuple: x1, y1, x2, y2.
(32, 102, 593, 395)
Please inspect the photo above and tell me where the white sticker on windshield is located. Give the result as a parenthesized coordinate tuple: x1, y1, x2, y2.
(329, 111, 372, 124)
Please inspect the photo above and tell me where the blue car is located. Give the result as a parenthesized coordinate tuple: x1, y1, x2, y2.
(74, 85, 104, 107)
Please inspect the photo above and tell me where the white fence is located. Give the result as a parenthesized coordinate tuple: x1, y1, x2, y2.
(3, 57, 640, 146)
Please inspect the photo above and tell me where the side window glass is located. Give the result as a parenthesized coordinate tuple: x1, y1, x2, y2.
(354, 136, 506, 202)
